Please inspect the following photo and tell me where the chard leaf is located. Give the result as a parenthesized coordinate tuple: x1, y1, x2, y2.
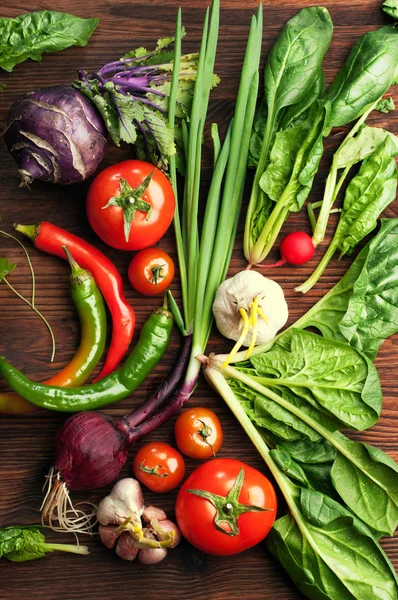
(376, 97, 395, 113)
(268, 486, 398, 600)
(331, 432, 398, 536)
(251, 329, 382, 430)
(383, 0, 398, 20)
(0, 257, 16, 281)
(335, 136, 398, 257)
(274, 437, 337, 465)
(0, 11, 98, 72)
(338, 218, 398, 358)
(335, 126, 398, 169)
(326, 25, 398, 127)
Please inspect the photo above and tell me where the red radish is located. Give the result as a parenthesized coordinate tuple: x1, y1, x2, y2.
(257, 231, 315, 268)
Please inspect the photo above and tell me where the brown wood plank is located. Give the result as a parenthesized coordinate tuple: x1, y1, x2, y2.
(0, 1, 397, 598)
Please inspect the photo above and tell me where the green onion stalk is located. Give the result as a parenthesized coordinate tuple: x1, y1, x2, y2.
(136, 0, 263, 433)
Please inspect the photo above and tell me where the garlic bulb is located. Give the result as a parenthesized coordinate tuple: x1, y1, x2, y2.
(213, 270, 288, 346)
(96, 478, 144, 526)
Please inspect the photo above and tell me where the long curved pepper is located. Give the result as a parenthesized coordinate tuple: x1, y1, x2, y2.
(0, 247, 107, 414)
(15, 221, 135, 380)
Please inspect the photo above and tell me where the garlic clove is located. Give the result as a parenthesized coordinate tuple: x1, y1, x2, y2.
(153, 519, 182, 548)
(142, 505, 168, 523)
(99, 524, 121, 549)
(138, 547, 168, 565)
(115, 531, 139, 561)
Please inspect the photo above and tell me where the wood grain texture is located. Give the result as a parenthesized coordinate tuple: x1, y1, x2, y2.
(1, 0, 398, 598)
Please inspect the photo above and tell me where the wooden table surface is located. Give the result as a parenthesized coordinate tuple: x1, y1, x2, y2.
(1, 0, 398, 598)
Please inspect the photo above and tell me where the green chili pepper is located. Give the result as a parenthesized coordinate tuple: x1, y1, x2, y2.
(0, 247, 107, 414)
(0, 306, 173, 413)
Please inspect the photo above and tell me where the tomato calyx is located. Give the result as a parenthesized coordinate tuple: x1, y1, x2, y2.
(151, 264, 166, 285)
(197, 419, 215, 457)
(138, 461, 169, 478)
(103, 172, 155, 241)
(187, 467, 268, 537)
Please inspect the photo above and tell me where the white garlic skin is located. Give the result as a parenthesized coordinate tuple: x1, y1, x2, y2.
(96, 478, 144, 526)
(213, 270, 288, 346)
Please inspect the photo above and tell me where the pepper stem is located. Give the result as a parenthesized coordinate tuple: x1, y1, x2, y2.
(14, 222, 40, 242)
(62, 246, 91, 285)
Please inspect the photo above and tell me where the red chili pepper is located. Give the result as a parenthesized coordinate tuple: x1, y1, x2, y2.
(15, 221, 135, 380)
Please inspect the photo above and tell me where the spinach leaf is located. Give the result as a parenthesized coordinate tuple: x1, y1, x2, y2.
(338, 219, 398, 358)
(335, 136, 398, 257)
(244, 7, 333, 264)
(376, 97, 395, 113)
(383, 0, 398, 20)
(0, 525, 88, 561)
(0, 11, 98, 72)
(267, 484, 398, 600)
(297, 136, 398, 293)
(326, 26, 398, 127)
(335, 126, 398, 169)
(293, 244, 368, 341)
(331, 432, 398, 536)
(250, 329, 382, 430)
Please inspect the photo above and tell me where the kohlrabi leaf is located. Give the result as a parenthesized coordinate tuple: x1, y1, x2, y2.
(251, 329, 382, 430)
(0, 257, 16, 281)
(335, 135, 398, 257)
(267, 485, 398, 600)
(326, 25, 398, 127)
(383, 0, 398, 20)
(338, 219, 398, 358)
(0, 11, 98, 72)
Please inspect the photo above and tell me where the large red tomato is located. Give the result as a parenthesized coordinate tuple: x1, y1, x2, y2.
(175, 458, 277, 555)
(86, 160, 175, 250)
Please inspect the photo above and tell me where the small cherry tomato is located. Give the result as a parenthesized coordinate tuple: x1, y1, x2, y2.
(174, 407, 223, 459)
(128, 248, 175, 296)
(175, 458, 277, 556)
(132, 442, 185, 493)
(86, 160, 175, 251)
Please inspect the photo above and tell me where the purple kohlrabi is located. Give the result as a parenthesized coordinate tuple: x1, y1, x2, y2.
(3, 84, 107, 186)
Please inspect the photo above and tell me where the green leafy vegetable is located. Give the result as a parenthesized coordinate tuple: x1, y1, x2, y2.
(0, 526, 89, 561)
(0, 11, 98, 72)
(225, 360, 398, 535)
(338, 219, 398, 358)
(376, 97, 395, 113)
(204, 366, 398, 600)
(251, 329, 381, 430)
(297, 136, 398, 293)
(267, 485, 398, 600)
(243, 7, 333, 265)
(0, 257, 16, 281)
(383, 0, 398, 20)
(245, 24, 398, 266)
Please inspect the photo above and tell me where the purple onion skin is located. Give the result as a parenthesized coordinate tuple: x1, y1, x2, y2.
(54, 412, 129, 490)
(3, 85, 107, 185)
